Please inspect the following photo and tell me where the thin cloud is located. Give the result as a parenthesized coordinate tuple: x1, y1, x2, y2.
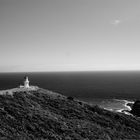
(111, 19, 121, 26)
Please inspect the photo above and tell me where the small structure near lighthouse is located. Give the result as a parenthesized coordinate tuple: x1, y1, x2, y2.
(0, 76, 38, 96)
(24, 76, 30, 88)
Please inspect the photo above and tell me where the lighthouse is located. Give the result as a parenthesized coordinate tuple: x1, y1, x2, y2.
(24, 76, 30, 88)
(19, 76, 38, 90)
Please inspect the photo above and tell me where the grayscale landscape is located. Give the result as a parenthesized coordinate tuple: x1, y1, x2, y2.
(0, 0, 140, 139)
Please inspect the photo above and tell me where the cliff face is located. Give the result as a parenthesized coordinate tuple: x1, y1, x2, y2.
(131, 100, 140, 117)
(0, 88, 140, 140)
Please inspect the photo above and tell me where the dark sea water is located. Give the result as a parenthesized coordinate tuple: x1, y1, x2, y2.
(0, 71, 139, 111)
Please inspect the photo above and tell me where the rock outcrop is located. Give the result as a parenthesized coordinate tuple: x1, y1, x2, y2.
(130, 100, 140, 117)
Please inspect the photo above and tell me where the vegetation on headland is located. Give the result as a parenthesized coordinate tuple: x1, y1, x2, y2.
(0, 88, 140, 139)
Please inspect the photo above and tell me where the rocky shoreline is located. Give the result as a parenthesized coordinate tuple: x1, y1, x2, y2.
(120, 100, 134, 115)
(117, 100, 140, 117)
(130, 100, 140, 117)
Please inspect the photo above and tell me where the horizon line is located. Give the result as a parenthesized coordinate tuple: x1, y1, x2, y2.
(1, 70, 140, 73)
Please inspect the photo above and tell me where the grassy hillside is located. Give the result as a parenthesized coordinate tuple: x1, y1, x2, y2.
(0, 88, 140, 140)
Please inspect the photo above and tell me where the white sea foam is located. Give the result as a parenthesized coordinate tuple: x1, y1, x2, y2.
(114, 99, 134, 111)
(90, 98, 134, 116)
(123, 100, 134, 111)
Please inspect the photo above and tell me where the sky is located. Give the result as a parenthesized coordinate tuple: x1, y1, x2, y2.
(1, 0, 140, 72)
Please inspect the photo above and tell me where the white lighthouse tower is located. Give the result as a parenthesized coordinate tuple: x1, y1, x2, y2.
(24, 76, 30, 88)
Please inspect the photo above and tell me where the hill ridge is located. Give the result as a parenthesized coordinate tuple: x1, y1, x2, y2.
(0, 88, 140, 139)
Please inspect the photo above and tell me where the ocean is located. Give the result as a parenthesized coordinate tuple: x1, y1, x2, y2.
(0, 71, 139, 112)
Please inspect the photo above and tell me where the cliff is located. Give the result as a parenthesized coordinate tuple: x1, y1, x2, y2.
(0, 88, 140, 140)
(130, 100, 140, 117)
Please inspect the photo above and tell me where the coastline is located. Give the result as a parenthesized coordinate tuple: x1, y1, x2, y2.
(0, 86, 135, 116)
(124, 100, 134, 110)
(81, 98, 135, 115)
(112, 99, 134, 115)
